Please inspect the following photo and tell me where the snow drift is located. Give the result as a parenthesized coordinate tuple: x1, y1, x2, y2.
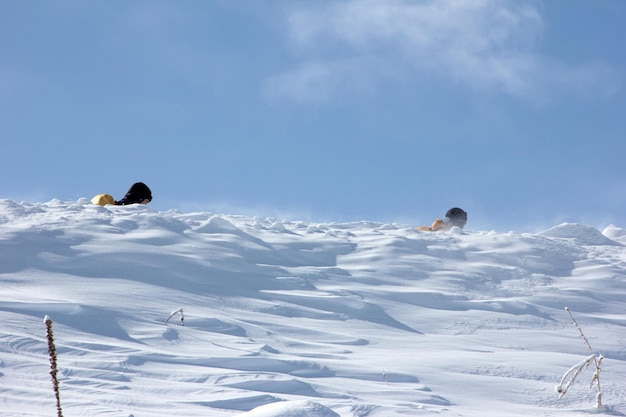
(1, 199, 625, 417)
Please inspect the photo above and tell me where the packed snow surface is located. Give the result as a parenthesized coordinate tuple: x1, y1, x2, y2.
(1, 199, 625, 417)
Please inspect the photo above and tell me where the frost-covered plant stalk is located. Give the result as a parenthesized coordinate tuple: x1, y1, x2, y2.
(44, 315, 64, 417)
(165, 307, 184, 326)
(555, 307, 603, 409)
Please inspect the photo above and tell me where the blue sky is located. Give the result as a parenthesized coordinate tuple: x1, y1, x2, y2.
(2, 0, 625, 231)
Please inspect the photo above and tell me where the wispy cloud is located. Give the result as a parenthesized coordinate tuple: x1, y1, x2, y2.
(265, 0, 621, 104)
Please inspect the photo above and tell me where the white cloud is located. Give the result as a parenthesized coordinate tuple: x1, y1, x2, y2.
(264, 58, 381, 104)
(265, 61, 341, 104)
(266, 0, 621, 103)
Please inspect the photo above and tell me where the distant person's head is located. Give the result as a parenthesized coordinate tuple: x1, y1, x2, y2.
(445, 207, 467, 229)
(116, 182, 152, 205)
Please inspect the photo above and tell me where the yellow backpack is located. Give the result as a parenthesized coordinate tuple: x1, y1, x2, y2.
(417, 219, 446, 232)
(91, 194, 115, 206)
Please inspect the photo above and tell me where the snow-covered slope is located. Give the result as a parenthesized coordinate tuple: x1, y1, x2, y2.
(1, 199, 625, 417)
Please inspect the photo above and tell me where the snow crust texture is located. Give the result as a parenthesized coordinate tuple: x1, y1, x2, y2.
(1, 199, 625, 417)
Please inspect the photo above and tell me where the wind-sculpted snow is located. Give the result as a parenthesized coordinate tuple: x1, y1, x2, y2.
(1, 199, 625, 416)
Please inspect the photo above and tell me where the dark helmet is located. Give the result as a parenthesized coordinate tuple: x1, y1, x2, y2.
(445, 207, 467, 229)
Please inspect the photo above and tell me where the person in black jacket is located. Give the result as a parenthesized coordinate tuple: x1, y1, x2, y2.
(115, 182, 152, 205)
(417, 207, 467, 231)
(444, 207, 467, 229)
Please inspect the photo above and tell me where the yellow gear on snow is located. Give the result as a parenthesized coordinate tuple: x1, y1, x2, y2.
(417, 219, 447, 232)
(91, 194, 115, 206)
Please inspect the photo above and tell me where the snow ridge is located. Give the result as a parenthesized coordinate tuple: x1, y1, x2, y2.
(1, 199, 625, 417)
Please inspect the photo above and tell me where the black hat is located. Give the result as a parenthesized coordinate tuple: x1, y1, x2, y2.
(445, 207, 467, 228)
(115, 182, 152, 205)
